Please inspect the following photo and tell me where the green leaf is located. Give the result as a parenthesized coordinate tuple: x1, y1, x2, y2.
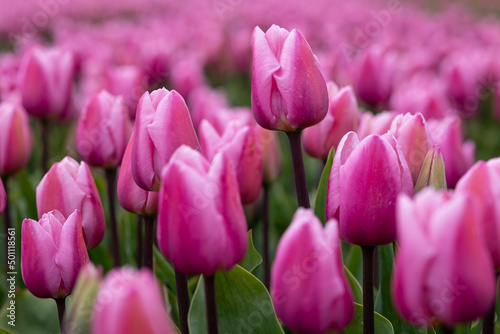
(188, 265, 284, 334)
(239, 230, 263, 273)
(343, 302, 394, 334)
(153, 246, 177, 294)
(0, 289, 59, 334)
(345, 244, 363, 284)
(344, 266, 363, 304)
(314, 148, 334, 224)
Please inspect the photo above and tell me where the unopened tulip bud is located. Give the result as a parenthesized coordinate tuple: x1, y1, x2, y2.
(414, 145, 446, 193)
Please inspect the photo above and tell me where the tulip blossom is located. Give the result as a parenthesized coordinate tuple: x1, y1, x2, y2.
(389, 113, 434, 184)
(21, 209, 89, 299)
(356, 110, 397, 140)
(456, 158, 500, 269)
(199, 119, 263, 204)
(157, 146, 248, 275)
(37, 157, 105, 249)
(77, 90, 132, 168)
(251, 24, 328, 132)
(0, 102, 32, 176)
(17, 47, 74, 120)
(303, 82, 359, 160)
(256, 126, 282, 184)
(427, 116, 475, 188)
(117, 132, 158, 216)
(104, 65, 145, 119)
(0, 179, 5, 216)
(271, 208, 354, 334)
(327, 132, 413, 245)
(92, 267, 176, 334)
(393, 189, 496, 327)
(131, 88, 200, 191)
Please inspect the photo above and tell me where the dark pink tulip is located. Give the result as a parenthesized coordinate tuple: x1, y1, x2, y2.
(271, 209, 354, 334)
(0, 102, 32, 176)
(303, 82, 359, 160)
(76, 90, 132, 168)
(251, 25, 328, 131)
(21, 209, 89, 299)
(354, 48, 393, 107)
(393, 189, 496, 327)
(92, 267, 176, 334)
(427, 116, 475, 188)
(17, 47, 74, 119)
(131, 88, 200, 191)
(456, 159, 500, 269)
(356, 110, 397, 140)
(157, 146, 248, 275)
(327, 132, 413, 245)
(36, 157, 105, 249)
(199, 119, 263, 204)
(117, 132, 158, 216)
(256, 126, 282, 184)
(389, 113, 434, 184)
(0, 179, 5, 216)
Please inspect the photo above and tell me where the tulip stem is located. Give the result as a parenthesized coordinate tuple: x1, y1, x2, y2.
(1, 176, 11, 268)
(361, 245, 375, 334)
(262, 184, 270, 289)
(286, 131, 310, 209)
(440, 325, 454, 334)
(55, 297, 66, 333)
(482, 274, 498, 334)
(105, 169, 121, 267)
(143, 216, 155, 269)
(136, 215, 143, 267)
(41, 119, 49, 174)
(204, 275, 219, 334)
(175, 268, 190, 334)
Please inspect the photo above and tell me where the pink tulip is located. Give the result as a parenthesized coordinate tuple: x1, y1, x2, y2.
(188, 86, 229, 131)
(303, 82, 359, 160)
(131, 88, 200, 191)
(356, 110, 397, 140)
(104, 65, 145, 119)
(456, 158, 500, 269)
(17, 47, 74, 120)
(37, 157, 105, 249)
(92, 267, 176, 334)
(157, 146, 248, 275)
(327, 132, 413, 245)
(0, 102, 32, 176)
(76, 90, 132, 168)
(0, 179, 5, 216)
(256, 126, 282, 184)
(21, 209, 89, 299)
(271, 208, 354, 334)
(199, 119, 262, 204)
(389, 113, 434, 184)
(427, 116, 475, 188)
(251, 25, 328, 131)
(117, 132, 158, 217)
(393, 189, 496, 327)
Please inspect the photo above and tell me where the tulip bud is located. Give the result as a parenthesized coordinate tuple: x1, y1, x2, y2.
(0, 179, 6, 216)
(303, 82, 359, 160)
(427, 116, 475, 188)
(456, 159, 500, 270)
(17, 47, 74, 120)
(76, 90, 132, 168)
(117, 132, 158, 216)
(37, 157, 105, 249)
(64, 263, 102, 334)
(21, 209, 89, 299)
(188, 86, 229, 130)
(356, 110, 397, 140)
(271, 208, 354, 334)
(327, 132, 413, 245)
(92, 267, 177, 334)
(104, 65, 145, 119)
(414, 145, 446, 193)
(393, 189, 496, 327)
(256, 126, 282, 184)
(131, 88, 201, 191)
(157, 146, 248, 275)
(0, 102, 32, 176)
(251, 25, 328, 131)
(389, 113, 434, 184)
(199, 119, 263, 204)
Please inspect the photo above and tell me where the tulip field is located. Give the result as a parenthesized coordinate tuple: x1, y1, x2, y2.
(2, 0, 500, 333)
